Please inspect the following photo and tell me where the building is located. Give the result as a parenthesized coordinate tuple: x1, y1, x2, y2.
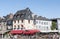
(0, 13, 13, 39)
(0, 18, 10, 39)
(0, 19, 6, 31)
(1, 8, 60, 39)
(57, 18, 60, 32)
(13, 8, 36, 30)
(8, 8, 39, 39)
(34, 16, 52, 32)
(51, 18, 60, 33)
(3, 13, 13, 30)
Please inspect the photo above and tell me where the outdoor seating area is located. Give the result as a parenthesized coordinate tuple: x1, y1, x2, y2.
(8, 32, 59, 39)
(0, 32, 60, 39)
(1, 33, 59, 39)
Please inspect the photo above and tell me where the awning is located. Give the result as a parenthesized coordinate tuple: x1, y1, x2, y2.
(29, 30, 40, 33)
(10, 30, 40, 35)
(10, 30, 24, 34)
(23, 30, 31, 35)
(23, 30, 40, 35)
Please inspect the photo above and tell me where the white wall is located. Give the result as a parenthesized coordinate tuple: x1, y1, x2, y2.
(24, 20, 36, 30)
(13, 19, 52, 32)
(57, 19, 60, 31)
(0, 22, 7, 30)
(35, 20, 52, 32)
(13, 20, 36, 30)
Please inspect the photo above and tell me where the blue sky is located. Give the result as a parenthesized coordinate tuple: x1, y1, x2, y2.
(0, 0, 60, 18)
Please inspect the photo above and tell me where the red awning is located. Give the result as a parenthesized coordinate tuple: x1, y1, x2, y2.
(10, 30, 40, 35)
(23, 30, 40, 35)
(23, 30, 31, 35)
(29, 30, 40, 33)
(10, 30, 24, 34)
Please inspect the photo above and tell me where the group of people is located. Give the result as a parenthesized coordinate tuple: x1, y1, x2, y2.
(53, 34, 59, 39)
(8, 33, 60, 39)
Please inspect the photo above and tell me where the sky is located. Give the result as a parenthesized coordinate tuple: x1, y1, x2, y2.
(0, 0, 60, 19)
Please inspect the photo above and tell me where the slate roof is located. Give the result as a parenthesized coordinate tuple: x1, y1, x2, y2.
(0, 19, 6, 23)
(3, 13, 13, 20)
(13, 8, 50, 21)
(34, 15, 51, 21)
(0, 8, 51, 21)
(13, 8, 33, 20)
(37, 16, 50, 21)
(51, 18, 60, 20)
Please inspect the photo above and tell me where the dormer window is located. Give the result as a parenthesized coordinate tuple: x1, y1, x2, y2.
(28, 15, 30, 19)
(26, 8, 30, 11)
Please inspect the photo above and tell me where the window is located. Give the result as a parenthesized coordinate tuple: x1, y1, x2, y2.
(21, 25, 24, 30)
(7, 21, 12, 25)
(17, 25, 20, 29)
(41, 22, 43, 25)
(17, 15, 20, 18)
(39, 26, 40, 28)
(4, 22, 5, 25)
(36, 21, 38, 24)
(44, 22, 46, 25)
(14, 25, 16, 30)
(21, 20, 23, 23)
(18, 20, 19, 23)
(39, 21, 41, 23)
(47, 27, 48, 30)
(28, 20, 30, 23)
(21, 25, 23, 27)
(44, 22, 48, 25)
(14, 20, 16, 23)
(28, 15, 30, 19)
